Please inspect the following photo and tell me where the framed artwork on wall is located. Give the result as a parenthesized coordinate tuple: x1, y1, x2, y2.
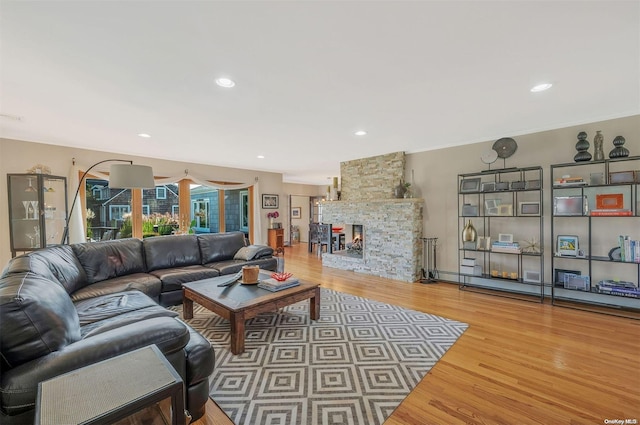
(291, 207, 301, 219)
(262, 194, 279, 209)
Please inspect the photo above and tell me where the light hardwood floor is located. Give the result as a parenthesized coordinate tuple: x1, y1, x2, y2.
(193, 243, 640, 425)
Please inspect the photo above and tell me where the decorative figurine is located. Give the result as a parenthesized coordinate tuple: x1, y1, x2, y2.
(574, 131, 592, 162)
(593, 131, 605, 161)
(608, 135, 630, 158)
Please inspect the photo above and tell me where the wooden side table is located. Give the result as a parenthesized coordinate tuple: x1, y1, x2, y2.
(35, 345, 185, 425)
(268, 228, 285, 254)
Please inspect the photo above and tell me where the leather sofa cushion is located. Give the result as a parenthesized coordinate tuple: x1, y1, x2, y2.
(75, 291, 179, 338)
(198, 232, 246, 264)
(1, 245, 87, 295)
(0, 317, 189, 418)
(206, 257, 277, 276)
(150, 266, 219, 293)
(0, 273, 81, 368)
(72, 238, 145, 284)
(144, 235, 202, 272)
(70, 273, 162, 303)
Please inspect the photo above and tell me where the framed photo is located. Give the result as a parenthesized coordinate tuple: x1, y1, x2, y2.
(460, 178, 481, 193)
(554, 268, 580, 287)
(476, 236, 491, 250)
(498, 204, 513, 216)
(291, 207, 301, 219)
(262, 194, 279, 209)
(498, 233, 513, 243)
(485, 199, 500, 216)
(519, 201, 540, 216)
(523, 270, 542, 283)
(553, 196, 586, 216)
(557, 235, 579, 256)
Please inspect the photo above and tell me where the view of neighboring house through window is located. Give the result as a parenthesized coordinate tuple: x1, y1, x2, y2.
(190, 184, 219, 233)
(142, 184, 179, 236)
(84, 178, 250, 240)
(224, 189, 249, 237)
(85, 178, 131, 240)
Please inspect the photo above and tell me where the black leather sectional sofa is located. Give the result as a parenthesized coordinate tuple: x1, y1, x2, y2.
(0, 232, 276, 424)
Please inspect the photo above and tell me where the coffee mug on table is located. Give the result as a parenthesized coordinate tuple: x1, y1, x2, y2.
(242, 265, 259, 283)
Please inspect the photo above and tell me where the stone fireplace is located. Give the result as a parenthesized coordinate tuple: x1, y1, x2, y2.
(318, 151, 423, 282)
(321, 199, 423, 282)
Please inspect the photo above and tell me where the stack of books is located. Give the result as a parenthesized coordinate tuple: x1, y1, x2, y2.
(553, 176, 587, 187)
(596, 280, 640, 298)
(258, 277, 300, 292)
(590, 209, 632, 216)
(491, 241, 521, 254)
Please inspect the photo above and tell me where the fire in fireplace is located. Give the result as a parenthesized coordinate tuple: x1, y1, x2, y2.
(333, 224, 363, 258)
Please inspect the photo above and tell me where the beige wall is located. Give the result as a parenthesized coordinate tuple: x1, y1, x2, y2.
(2, 114, 639, 274)
(407, 114, 640, 282)
(0, 138, 316, 264)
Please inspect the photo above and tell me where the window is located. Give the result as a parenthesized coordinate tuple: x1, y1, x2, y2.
(110, 205, 131, 221)
(156, 186, 167, 199)
(192, 198, 210, 230)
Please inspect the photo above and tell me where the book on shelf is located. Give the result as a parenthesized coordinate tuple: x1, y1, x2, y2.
(554, 177, 586, 187)
(618, 235, 640, 263)
(590, 209, 632, 216)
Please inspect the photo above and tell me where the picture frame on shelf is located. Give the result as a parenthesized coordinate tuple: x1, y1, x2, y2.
(523, 270, 542, 284)
(485, 199, 500, 216)
(553, 196, 586, 216)
(563, 273, 590, 291)
(460, 178, 481, 193)
(291, 207, 301, 219)
(557, 235, 579, 256)
(498, 204, 513, 216)
(554, 268, 580, 287)
(519, 201, 540, 216)
(262, 194, 279, 209)
(476, 236, 488, 250)
(608, 170, 636, 184)
(498, 233, 513, 243)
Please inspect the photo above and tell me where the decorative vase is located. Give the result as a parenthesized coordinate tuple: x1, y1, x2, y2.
(462, 220, 477, 242)
(574, 131, 592, 162)
(269, 218, 274, 229)
(593, 130, 605, 161)
(394, 180, 406, 198)
(609, 135, 630, 158)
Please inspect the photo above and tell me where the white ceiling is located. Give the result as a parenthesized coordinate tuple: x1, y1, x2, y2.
(1, 1, 639, 185)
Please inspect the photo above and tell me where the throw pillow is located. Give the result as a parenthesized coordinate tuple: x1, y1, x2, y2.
(233, 245, 274, 261)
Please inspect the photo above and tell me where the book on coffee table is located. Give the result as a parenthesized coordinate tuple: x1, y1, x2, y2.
(258, 277, 300, 292)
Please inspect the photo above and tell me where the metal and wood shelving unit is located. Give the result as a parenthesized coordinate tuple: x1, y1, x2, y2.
(457, 166, 544, 301)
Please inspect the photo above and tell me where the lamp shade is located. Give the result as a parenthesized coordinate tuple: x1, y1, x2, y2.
(109, 164, 155, 188)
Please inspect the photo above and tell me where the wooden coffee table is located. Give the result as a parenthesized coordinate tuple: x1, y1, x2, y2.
(182, 274, 320, 354)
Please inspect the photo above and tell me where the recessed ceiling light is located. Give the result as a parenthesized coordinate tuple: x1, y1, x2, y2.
(354, 130, 367, 136)
(257, 155, 265, 159)
(137, 133, 151, 138)
(215, 78, 236, 88)
(530, 83, 552, 92)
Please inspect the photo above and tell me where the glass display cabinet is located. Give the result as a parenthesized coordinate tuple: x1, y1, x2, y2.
(7, 173, 68, 257)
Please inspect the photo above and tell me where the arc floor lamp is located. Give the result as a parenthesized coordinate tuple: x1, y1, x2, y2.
(61, 159, 155, 244)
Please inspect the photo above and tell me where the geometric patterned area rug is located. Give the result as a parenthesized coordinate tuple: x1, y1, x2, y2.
(174, 288, 468, 425)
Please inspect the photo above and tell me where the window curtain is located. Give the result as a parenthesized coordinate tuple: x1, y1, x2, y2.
(68, 165, 263, 244)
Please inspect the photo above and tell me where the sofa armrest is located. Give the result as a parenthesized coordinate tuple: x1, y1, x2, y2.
(0, 317, 189, 417)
